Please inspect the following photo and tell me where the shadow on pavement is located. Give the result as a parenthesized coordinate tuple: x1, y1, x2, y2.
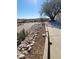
(49, 20, 61, 29)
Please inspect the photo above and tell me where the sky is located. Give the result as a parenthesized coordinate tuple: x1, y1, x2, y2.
(17, 0, 46, 19)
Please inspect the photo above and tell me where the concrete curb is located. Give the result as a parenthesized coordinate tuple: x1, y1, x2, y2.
(43, 26, 48, 59)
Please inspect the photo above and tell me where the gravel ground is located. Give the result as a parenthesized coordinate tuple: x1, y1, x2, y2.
(17, 22, 41, 33)
(17, 22, 46, 59)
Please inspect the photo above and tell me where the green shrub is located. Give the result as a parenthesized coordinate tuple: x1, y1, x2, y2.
(17, 29, 28, 46)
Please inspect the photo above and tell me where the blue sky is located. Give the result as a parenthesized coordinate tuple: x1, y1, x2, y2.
(17, 0, 46, 19)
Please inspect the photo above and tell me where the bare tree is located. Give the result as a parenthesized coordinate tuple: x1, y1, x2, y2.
(40, 0, 61, 21)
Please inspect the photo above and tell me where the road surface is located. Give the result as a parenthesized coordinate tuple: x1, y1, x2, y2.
(45, 22, 61, 59)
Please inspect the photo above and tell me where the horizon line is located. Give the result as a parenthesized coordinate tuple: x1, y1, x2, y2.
(17, 16, 49, 19)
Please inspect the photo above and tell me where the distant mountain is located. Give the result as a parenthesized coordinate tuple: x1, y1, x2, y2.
(17, 18, 49, 23)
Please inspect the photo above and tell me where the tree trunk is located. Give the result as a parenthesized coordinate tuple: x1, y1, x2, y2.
(50, 16, 55, 21)
(50, 11, 60, 21)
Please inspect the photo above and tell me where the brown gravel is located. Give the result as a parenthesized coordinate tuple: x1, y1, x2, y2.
(25, 23, 46, 59)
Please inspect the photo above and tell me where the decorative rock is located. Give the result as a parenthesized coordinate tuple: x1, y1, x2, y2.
(29, 37, 33, 40)
(17, 47, 21, 51)
(35, 34, 37, 36)
(19, 54, 25, 59)
(32, 38, 35, 40)
(21, 41, 23, 44)
(42, 34, 46, 37)
(30, 44, 33, 46)
(19, 44, 26, 48)
(31, 41, 35, 45)
(26, 44, 30, 47)
(27, 46, 32, 52)
(17, 50, 21, 56)
(22, 51, 29, 55)
(21, 48, 25, 51)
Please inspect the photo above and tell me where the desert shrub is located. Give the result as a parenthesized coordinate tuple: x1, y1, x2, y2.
(17, 29, 28, 46)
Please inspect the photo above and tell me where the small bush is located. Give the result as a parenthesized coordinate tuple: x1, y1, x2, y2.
(17, 29, 28, 46)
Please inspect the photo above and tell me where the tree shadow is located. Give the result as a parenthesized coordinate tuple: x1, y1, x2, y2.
(49, 20, 61, 29)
